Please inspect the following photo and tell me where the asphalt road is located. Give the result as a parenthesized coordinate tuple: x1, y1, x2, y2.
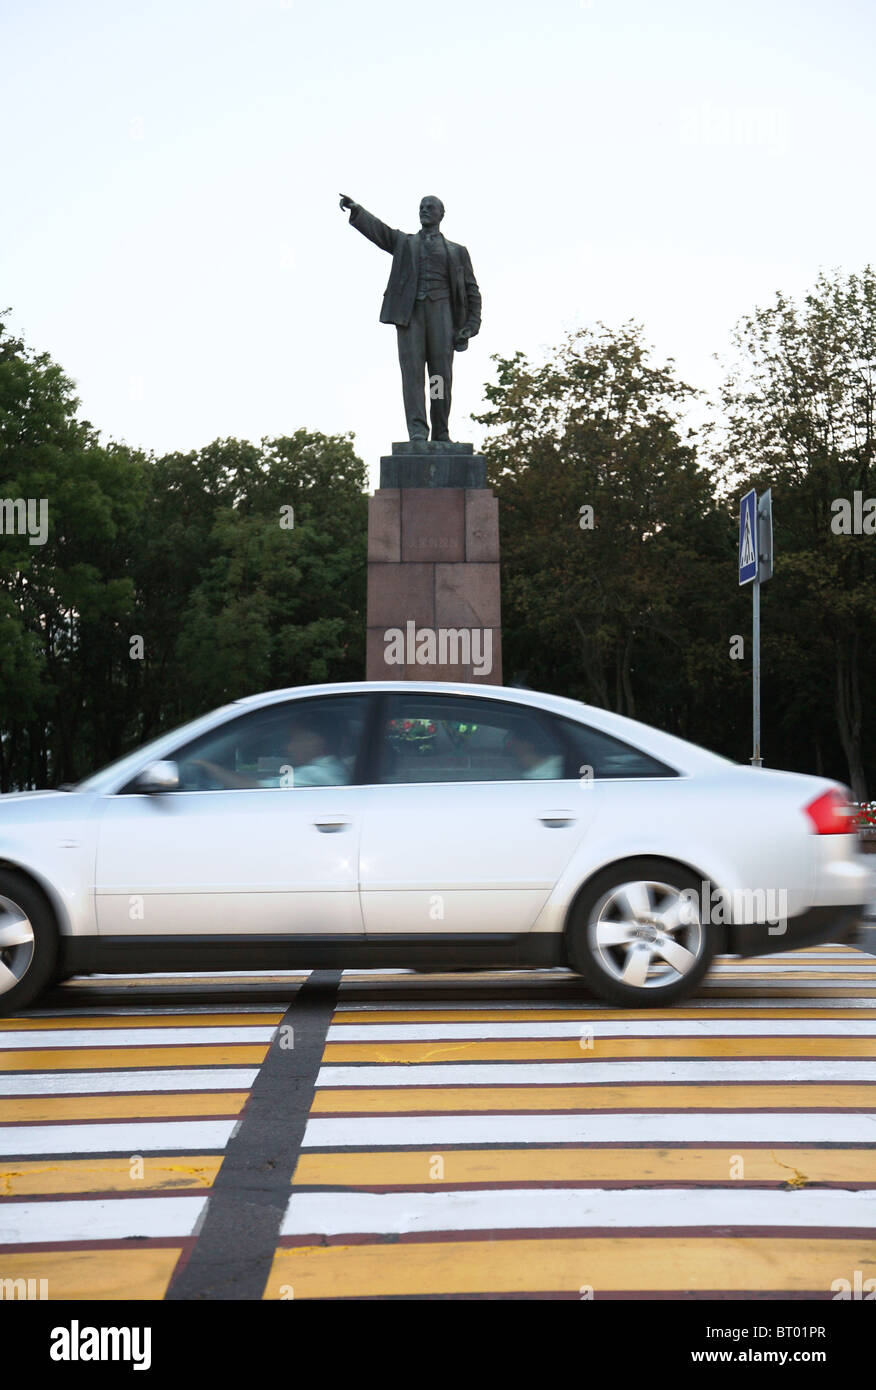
(2, 942, 876, 1300)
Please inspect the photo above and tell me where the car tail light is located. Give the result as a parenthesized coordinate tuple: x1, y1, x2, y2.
(804, 789, 855, 835)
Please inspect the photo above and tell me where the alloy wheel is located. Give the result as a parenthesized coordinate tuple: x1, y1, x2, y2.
(587, 878, 704, 990)
(0, 894, 36, 996)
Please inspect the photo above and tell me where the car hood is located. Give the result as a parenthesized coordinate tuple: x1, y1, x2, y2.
(0, 789, 99, 824)
(0, 790, 74, 802)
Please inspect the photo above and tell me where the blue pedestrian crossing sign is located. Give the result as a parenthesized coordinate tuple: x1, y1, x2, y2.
(738, 489, 758, 585)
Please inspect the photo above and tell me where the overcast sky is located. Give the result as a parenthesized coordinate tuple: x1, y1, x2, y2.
(4, 0, 875, 487)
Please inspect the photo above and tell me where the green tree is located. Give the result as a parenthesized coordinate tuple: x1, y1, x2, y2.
(476, 324, 738, 750)
(0, 316, 145, 787)
(717, 267, 876, 797)
(172, 431, 368, 713)
(0, 316, 369, 788)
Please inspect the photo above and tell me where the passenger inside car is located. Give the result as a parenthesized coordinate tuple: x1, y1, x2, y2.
(504, 728, 565, 779)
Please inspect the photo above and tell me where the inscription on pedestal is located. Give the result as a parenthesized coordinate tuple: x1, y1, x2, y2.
(366, 448, 502, 684)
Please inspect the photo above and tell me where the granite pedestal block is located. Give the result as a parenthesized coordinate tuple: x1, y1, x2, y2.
(366, 444, 502, 684)
(380, 441, 487, 489)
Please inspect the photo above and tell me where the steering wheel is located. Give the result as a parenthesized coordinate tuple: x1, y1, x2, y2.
(181, 760, 215, 792)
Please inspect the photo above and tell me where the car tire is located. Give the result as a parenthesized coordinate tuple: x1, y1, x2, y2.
(566, 858, 717, 1007)
(0, 871, 58, 1017)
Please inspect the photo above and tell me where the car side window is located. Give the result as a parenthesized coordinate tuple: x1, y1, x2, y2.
(377, 695, 566, 784)
(124, 697, 368, 793)
(558, 716, 678, 779)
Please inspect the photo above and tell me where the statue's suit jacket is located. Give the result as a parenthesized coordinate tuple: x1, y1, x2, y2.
(349, 204, 482, 342)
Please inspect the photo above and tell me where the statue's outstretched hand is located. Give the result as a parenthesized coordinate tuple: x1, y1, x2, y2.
(339, 193, 356, 211)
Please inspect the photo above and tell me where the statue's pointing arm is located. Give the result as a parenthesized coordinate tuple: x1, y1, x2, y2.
(338, 194, 400, 254)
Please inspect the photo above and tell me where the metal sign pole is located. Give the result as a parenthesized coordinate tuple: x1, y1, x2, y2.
(752, 488, 772, 768)
(739, 486, 770, 769)
(752, 574, 761, 767)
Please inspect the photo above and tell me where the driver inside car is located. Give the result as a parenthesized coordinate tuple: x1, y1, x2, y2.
(188, 712, 350, 789)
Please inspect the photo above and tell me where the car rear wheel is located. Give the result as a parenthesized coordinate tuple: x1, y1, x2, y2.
(0, 872, 58, 1017)
(566, 858, 716, 1006)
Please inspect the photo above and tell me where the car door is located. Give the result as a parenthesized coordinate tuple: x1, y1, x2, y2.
(94, 693, 372, 937)
(358, 692, 596, 936)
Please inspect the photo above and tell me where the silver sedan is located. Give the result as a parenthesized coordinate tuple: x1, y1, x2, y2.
(0, 681, 869, 1014)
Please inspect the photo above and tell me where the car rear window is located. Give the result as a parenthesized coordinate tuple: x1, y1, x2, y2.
(557, 716, 679, 779)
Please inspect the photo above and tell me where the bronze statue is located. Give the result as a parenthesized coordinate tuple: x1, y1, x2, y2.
(339, 194, 481, 443)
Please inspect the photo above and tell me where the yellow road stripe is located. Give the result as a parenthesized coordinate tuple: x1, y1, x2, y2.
(265, 1237, 876, 1297)
(0, 1045, 268, 1072)
(323, 1038, 876, 1062)
(337, 985, 876, 997)
(0, 1092, 249, 1124)
(332, 1008, 876, 1023)
(709, 971, 876, 979)
(699, 988, 876, 996)
(63, 974, 307, 986)
(0, 1013, 282, 1032)
(0, 1248, 183, 1300)
(0, 1156, 222, 1198)
(311, 1083, 876, 1114)
(336, 972, 870, 982)
(291, 1147, 876, 1187)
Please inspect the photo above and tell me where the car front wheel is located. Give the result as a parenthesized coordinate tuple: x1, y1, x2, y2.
(566, 858, 717, 1006)
(0, 872, 58, 1017)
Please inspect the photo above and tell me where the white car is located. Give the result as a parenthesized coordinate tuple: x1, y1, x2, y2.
(0, 681, 869, 1014)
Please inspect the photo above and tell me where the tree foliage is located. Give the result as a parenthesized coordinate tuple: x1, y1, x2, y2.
(475, 324, 747, 756)
(717, 268, 876, 796)
(1, 272, 873, 796)
(0, 317, 366, 788)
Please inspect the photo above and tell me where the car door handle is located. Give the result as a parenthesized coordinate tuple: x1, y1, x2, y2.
(539, 811, 577, 828)
(313, 818, 353, 833)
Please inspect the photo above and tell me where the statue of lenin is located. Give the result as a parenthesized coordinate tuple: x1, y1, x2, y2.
(339, 194, 482, 442)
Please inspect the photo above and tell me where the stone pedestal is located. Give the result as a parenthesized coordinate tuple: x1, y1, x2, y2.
(366, 442, 502, 684)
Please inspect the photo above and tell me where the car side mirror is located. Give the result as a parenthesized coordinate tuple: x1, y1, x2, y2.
(134, 760, 180, 793)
